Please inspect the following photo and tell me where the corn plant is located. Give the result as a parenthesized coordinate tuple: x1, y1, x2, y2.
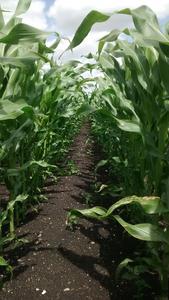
(0, 0, 87, 273)
(68, 6, 169, 299)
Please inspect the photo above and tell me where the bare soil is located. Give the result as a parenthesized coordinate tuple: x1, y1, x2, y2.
(0, 123, 157, 300)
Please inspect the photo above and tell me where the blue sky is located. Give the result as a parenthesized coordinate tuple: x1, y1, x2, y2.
(44, 0, 54, 5)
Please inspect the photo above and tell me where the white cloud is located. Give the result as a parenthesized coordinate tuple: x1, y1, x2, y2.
(48, 1, 131, 35)
(48, 0, 169, 36)
(53, 31, 108, 62)
(1, 0, 48, 30)
(0, 0, 16, 13)
(48, 0, 169, 61)
(1, 0, 169, 62)
(23, 0, 48, 29)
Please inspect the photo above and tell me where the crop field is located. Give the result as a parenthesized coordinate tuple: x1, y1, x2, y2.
(1, 1, 169, 299)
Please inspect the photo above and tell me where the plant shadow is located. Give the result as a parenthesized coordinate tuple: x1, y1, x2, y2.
(2, 233, 57, 286)
(58, 219, 137, 300)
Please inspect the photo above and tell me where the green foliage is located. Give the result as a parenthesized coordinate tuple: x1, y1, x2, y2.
(69, 10, 110, 49)
(0, 0, 88, 278)
(68, 5, 169, 298)
(1, 1, 169, 298)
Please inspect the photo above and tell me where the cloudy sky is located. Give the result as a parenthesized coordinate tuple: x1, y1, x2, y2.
(1, 0, 169, 61)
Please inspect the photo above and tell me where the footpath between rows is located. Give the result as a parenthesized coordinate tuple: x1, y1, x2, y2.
(1, 124, 118, 300)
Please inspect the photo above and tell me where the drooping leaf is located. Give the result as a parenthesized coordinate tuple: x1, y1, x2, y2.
(99, 29, 122, 43)
(7, 160, 57, 176)
(15, 0, 32, 16)
(0, 99, 30, 121)
(98, 29, 122, 54)
(0, 56, 37, 72)
(1, 17, 21, 36)
(0, 23, 50, 44)
(106, 195, 166, 216)
(69, 10, 110, 49)
(114, 215, 169, 243)
(118, 6, 168, 44)
(68, 206, 107, 223)
(116, 258, 133, 280)
(0, 6, 5, 30)
(7, 194, 28, 210)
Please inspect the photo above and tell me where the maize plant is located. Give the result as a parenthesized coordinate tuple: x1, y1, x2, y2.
(68, 6, 169, 299)
(0, 0, 87, 272)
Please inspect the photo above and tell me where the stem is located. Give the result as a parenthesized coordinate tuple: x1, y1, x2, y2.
(9, 206, 15, 239)
(0, 224, 3, 253)
(15, 203, 20, 226)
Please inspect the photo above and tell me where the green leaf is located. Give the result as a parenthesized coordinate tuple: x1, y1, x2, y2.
(118, 6, 168, 44)
(7, 160, 56, 176)
(106, 195, 166, 216)
(115, 118, 141, 133)
(0, 23, 50, 44)
(1, 17, 21, 36)
(114, 215, 169, 243)
(116, 258, 133, 280)
(99, 53, 114, 69)
(3, 119, 33, 150)
(15, 0, 32, 16)
(49, 33, 61, 50)
(98, 29, 122, 54)
(0, 56, 37, 72)
(0, 236, 15, 247)
(0, 256, 12, 273)
(68, 206, 107, 223)
(69, 10, 110, 49)
(0, 99, 30, 121)
(0, 256, 9, 267)
(95, 160, 108, 172)
(160, 43, 169, 57)
(99, 29, 122, 43)
(159, 55, 169, 94)
(0, 6, 5, 30)
(69, 5, 169, 52)
(7, 194, 28, 211)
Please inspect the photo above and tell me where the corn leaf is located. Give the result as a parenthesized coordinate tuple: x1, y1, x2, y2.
(0, 23, 50, 44)
(106, 196, 167, 216)
(0, 99, 30, 121)
(0, 256, 9, 267)
(69, 10, 110, 49)
(15, 0, 32, 16)
(114, 215, 169, 243)
(0, 6, 5, 30)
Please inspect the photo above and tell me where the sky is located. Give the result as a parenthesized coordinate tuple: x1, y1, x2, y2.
(1, 0, 169, 61)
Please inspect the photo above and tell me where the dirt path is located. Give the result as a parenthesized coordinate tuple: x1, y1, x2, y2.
(1, 124, 118, 300)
